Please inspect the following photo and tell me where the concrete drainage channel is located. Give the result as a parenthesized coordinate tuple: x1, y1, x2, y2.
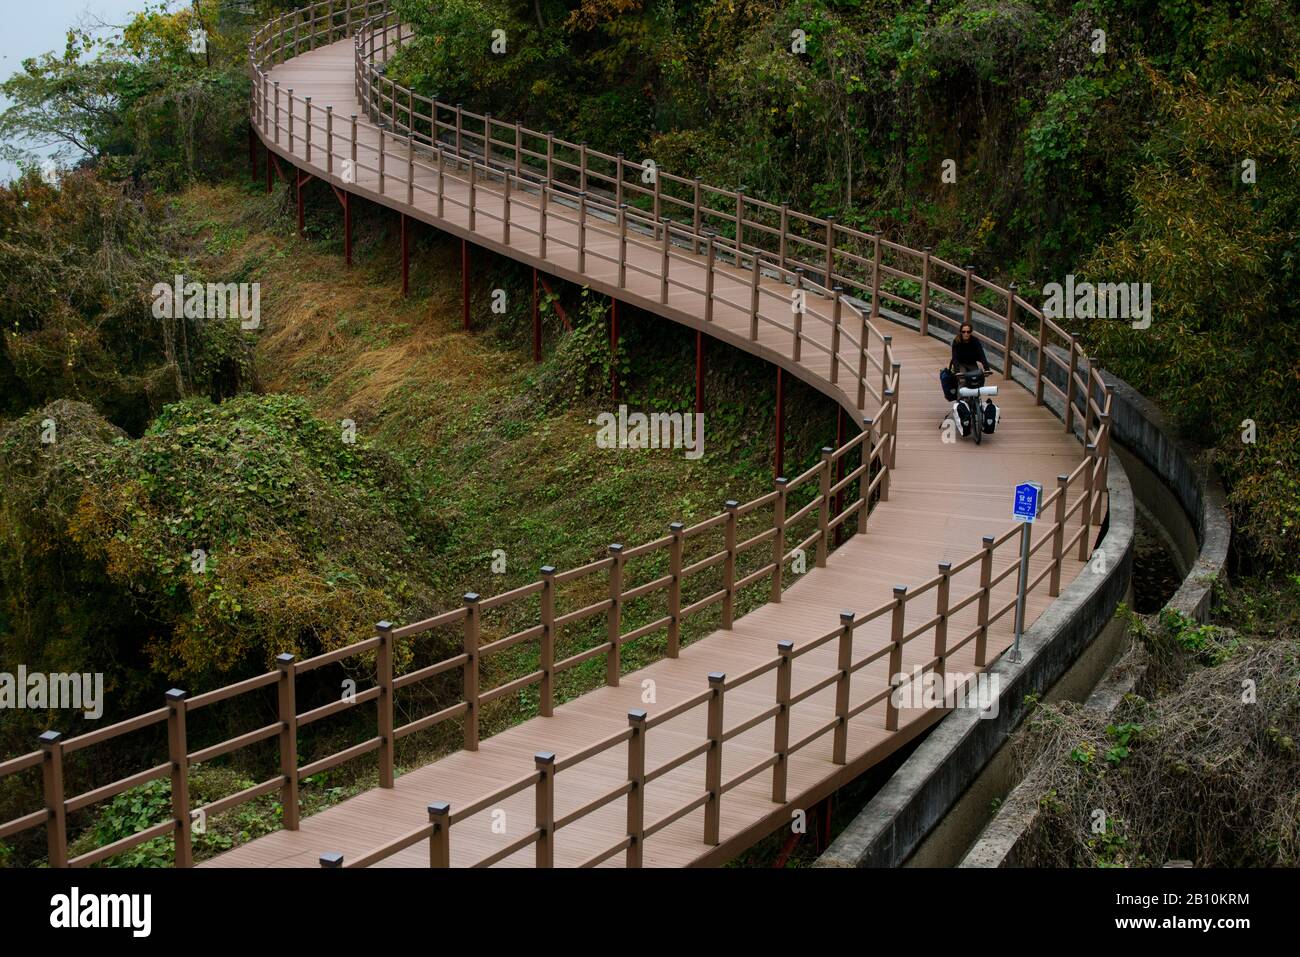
(804, 304, 1230, 869)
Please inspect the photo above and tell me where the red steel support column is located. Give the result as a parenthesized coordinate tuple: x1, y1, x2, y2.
(610, 299, 620, 401)
(775, 367, 785, 479)
(695, 331, 704, 415)
(532, 268, 541, 363)
(462, 239, 470, 330)
(400, 213, 409, 297)
(295, 169, 305, 239)
(343, 191, 351, 268)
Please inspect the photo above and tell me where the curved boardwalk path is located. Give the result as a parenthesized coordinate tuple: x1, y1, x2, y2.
(199, 5, 1109, 869)
(0, 1, 1113, 872)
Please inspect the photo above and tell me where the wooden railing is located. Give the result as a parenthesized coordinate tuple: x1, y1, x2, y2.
(0, 0, 1113, 869)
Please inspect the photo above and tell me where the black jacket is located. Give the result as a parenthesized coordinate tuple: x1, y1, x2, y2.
(951, 333, 989, 370)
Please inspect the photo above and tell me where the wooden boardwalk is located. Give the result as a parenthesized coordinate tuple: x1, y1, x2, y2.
(200, 23, 1105, 868)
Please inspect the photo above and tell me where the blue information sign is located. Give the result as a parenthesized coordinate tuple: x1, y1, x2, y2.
(1013, 482, 1042, 523)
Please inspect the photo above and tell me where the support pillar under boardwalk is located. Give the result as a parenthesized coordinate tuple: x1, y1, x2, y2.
(532, 268, 541, 363)
(775, 366, 786, 479)
(328, 185, 351, 267)
(462, 239, 470, 330)
(295, 169, 314, 239)
(695, 331, 704, 415)
(400, 213, 410, 297)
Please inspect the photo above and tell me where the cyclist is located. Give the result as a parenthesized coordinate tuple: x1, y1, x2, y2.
(950, 323, 992, 376)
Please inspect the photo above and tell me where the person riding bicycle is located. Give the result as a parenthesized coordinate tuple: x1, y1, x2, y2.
(950, 323, 991, 377)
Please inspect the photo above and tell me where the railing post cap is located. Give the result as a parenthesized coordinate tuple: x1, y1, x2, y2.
(777, 639, 795, 654)
(628, 708, 648, 723)
(883, 388, 895, 398)
(892, 585, 908, 596)
(794, 266, 805, 273)
(38, 730, 63, 747)
(464, 592, 481, 604)
(350, 113, 357, 120)
(923, 244, 932, 253)
(982, 535, 996, 547)
(863, 416, 873, 427)
(326, 104, 333, 111)
(669, 521, 684, 533)
(707, 672, 726, 685)
(883, 333, 892, 342)
(376, 620, 394, 632)
(938, 560, 953, 573)
(840, 609, 855, 622)
(892, 361, 901, 370)
(609, 543, 624, 553)
(821, 446, 834, 456)
(276, 652, 296, 666)
(165, 688, 187, 703)
(775, 476, 789, 487)
(535, 751, 556, 766)
(319, 852, 344, 868)
(1058, 473, 1069, 483)
(428, 801, 450, 818)
(540, 564, 557, 576)
(725, 499, 739, 509)
(833, 285, 844, 293)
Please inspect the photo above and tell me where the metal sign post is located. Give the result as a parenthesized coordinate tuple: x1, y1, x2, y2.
(1010, 482, 1042, 662)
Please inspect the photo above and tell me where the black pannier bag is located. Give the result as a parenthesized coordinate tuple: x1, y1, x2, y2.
(982, 399, 1000, 434)
(940, 367, 959, 401)
(954, 400, 972, 436)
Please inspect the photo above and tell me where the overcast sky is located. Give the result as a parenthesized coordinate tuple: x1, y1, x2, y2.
(1, 0, 164, 181)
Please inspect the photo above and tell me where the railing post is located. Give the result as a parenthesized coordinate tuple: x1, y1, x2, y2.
(857, 311, 869, 408)
(539, 565, 556, 716)
(880, 335, 892, 400)
(579, 140, 588, 191)
(1079, 443, 1097, 560)
(326, 105, 333, 174)
(975, 536, 994, 667)
(792, 267, 804, 361)
(463, 592, 480, 751)
(829, 286, 843, 384)
(166, 688, 192, 867)
(454, 102, 463, 155)
(626, 710, 647, 866)
(963, 264, 975, 326)
(534, 752, 555, 868)
(577, 192, 587, 272)
(1095, 411, 1112, 525)
(919, 246, 932, 336)
(660, 218, 671, 304)
(750, 252, 761, 340)
(304, 96, 312, 163)
(770, 477, 788, 601)
(859, 417, 874, 533)
(376, 620, 394, 788)
(38, 731, 67, 867)
(513, 121, 522, 177)
(880, 390, 894, 502)
(935, 562, 951, 691)
(545, 131, 554, 182)
(503, 169, 512, 245)
(1050, 474, 1069, 596)
(1004, 285, 1018, 375)
(704, 234, 716, 323)
(832, 610, 854, 764)
(870, 234, 882, 318)
(823, 215, 835, 286)
(885, 586, 907, 732)
(778, 202, 789, 269)
(539, 186, 548, 257)
(1034, 313, 1048, 406)
(615, 152, 624, 207)
(692, 178, 702, 253)
(406, 134, 415, 205)
(722, 500, 738, 627)
(704, 672, 726, 845)
(771, 640, 794, 801)
(667, 522, 684, 656)
(287, 88, 294, 150)
(467, 159, 476, 231)
(1064, 333, 1078, 435)
(436, 147, 445, 218)
(276, 652, 300, 830)
(350, 112, 357, 179)
(428, 801, 451, 867)
(816, 447, 833, 567)
(617, 204, 628, 287)
(889, 363, 901, 470)
(378, 127, 386, 194)
(607, 544, 624, 686)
